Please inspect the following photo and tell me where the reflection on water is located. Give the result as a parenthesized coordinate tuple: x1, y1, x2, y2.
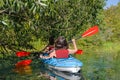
(13, 63, 84, 80)
(39, 64, 84, 80)
(0, 58, 84, 80)
(44, 69, 85, 80)
(13, 65, 32, 75)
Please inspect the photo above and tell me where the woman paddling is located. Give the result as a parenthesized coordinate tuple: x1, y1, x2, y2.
(40, 36, 78, 59)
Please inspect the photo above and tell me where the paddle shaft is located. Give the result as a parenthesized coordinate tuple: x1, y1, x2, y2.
(68, 26, 98, 43)
(68, 36, 82, 43)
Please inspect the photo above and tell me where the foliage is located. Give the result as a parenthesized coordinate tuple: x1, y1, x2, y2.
(0, 0, 105, 54)
(103, 2, 120, 41)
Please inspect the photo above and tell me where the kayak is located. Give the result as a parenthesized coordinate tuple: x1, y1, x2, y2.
(40, 54, 83, 73)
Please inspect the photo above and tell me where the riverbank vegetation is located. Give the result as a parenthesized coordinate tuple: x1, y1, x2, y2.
(0, 0, 120, 80)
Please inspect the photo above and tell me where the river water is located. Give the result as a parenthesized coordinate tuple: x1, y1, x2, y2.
(0, 57, 84, 80)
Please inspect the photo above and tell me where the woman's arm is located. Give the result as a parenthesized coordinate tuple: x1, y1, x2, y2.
(68, 39, 78, 54)
(40, 51, 56, 59)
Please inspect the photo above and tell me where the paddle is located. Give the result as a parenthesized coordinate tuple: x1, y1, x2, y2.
(75, 49, 83, 54)
(15, 25, 99, 66)
(15, 59, 32, 67)
(82, 25, 99, 37)
(16, 51, 30, 57)
(68, 25, 99, 43)
(69, 25, 98, 54)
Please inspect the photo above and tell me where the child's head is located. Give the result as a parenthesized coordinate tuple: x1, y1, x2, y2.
(55, 36, 68, 49)
(49, 36, 54, 45)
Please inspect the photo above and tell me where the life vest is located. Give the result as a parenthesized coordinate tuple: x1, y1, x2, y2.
(55, 49, 69, 58)
(48, 46, 54, 51)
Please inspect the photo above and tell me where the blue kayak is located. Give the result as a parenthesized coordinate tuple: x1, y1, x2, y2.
(40, 54, 83, 73)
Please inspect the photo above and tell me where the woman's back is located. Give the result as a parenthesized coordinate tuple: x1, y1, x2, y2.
(55, 49, 69, 58)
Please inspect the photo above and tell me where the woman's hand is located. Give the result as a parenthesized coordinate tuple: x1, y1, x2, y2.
(39, 54, 51, 59)
(72, 39, 75, 42)
(39, 54, 43, 58)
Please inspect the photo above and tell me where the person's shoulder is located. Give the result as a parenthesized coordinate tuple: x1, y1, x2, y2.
(50, 50, 55, 54)
(67, 49, 72, 52)
(67, 49, 70, 51)
(49, 50, 56, 57)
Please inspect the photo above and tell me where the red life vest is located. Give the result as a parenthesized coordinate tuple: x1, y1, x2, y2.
(48, 46, 54, 51)
(55, 49, 69, 58)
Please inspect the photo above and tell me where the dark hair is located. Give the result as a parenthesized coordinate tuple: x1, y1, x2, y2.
(55, 36, 68, 49)
(49, 36, 54, 45)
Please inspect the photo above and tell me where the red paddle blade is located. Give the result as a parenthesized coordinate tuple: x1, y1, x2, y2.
(15, 59, 32, 67)
(82, 26, 99, 38)
(16, 51, 30, 57)
(75, 50, 83, 54)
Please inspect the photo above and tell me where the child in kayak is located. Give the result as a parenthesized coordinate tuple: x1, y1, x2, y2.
(40, 36, 77, 59)
(42, 36, 55, 53)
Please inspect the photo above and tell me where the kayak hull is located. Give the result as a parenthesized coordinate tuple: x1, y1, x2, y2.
(40, 54, 83, 73)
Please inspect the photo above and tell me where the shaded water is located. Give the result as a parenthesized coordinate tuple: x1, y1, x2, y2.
(0, 56, 84, 80)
